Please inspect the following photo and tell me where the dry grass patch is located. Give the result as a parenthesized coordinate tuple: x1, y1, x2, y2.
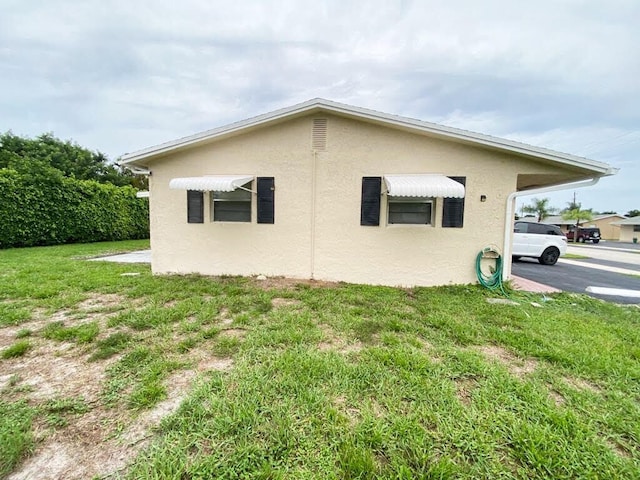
(474, 345, 538, 378)
(186, 347, 235, 373)
(77, 293, 126, 311)
(250, 276, 341, 290)
(219, 328, 247, 339)
(562, 375, 601, 394)
(7, 370, 200, 480)
(317, 323, 363, 354)
(4, 333, 237, 480)
(1, 341, 109, 402)
(455, 377, 478, 406)
(548, 387, 567, 407)
(270, 297, 302, 308)
(333, 395, 361, 425)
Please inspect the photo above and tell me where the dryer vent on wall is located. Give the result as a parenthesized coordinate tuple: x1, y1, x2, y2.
(312, 118, 327, 151)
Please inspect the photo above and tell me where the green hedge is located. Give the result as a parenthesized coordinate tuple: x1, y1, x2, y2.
(0, 169, 149, 248)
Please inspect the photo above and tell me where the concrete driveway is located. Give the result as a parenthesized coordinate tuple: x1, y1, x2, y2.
(512, 242, 640, 304)
(89, 250, 151, 263)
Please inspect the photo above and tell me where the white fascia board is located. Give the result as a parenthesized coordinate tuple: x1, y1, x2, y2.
(121, 98, 616, 176)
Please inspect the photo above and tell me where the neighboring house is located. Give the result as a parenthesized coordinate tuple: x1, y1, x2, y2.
(611, 216, 640, 243)
(542, 214, 626, 240)
(121, 98, 616, 287)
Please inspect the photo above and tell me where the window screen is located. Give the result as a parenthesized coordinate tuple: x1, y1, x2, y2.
(388, 197, 433, 225)
(212, 183, 252, 222)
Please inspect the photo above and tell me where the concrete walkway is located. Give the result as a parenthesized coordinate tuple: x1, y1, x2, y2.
(510, 275, 561, 294)
(89, 249, 151, 263)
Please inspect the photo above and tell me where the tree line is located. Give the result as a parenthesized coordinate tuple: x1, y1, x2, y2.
(0, 132, 148, 248)
(520, 197, 638, 224)
(0, 132, 146, 189)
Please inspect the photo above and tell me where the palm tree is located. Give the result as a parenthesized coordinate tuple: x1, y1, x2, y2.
(562, 203, 593, 243)
(522, 198, 557, 222)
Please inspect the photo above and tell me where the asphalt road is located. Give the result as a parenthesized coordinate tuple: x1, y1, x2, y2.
(512, 258, 640, 304)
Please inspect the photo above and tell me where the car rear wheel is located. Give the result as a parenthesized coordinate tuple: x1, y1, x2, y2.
(538, 247, 560, 265)
(578, 237, 585, 243)
(593, 239, 600, 244)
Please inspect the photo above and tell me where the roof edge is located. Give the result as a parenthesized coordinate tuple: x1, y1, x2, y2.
(121, 98, 614, 175)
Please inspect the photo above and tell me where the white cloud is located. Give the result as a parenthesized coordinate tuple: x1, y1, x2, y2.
(0, 0, 638, 211)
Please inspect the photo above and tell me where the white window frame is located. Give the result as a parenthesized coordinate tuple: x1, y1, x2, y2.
(387, 195, 434, 225)
(211, 181, 253, 223)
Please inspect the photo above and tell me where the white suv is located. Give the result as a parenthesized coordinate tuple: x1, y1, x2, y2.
(512, 221, 567, 265)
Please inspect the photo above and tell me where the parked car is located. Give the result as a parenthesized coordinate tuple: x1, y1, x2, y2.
(566, 226, 601, 243)
(513, 221, 567, 265)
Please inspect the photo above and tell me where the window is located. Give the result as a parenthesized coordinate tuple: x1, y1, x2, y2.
(634, 225, 640, 232)
(212, 182, 252, 222)
(514, 222, 528, 233)
(388, 196, 433, 225)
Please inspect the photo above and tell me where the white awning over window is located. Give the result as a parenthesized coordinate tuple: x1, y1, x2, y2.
(169, 175, 254, 192)
(384, 174, 465, 198)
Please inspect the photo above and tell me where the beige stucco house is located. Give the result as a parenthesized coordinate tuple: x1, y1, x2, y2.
(612, 216, 640, 243)
(121, 99, 616, 287)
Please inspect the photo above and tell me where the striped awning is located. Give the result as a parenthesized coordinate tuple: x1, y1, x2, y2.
(169, 175, 254, 192)
(384, 174, 465, 198)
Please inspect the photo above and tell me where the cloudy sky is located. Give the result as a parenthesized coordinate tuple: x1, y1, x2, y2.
(1, 0, 638, 213)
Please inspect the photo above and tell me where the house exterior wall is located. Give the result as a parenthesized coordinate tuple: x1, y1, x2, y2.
(619, 225, 640, 243)
(146, 113, 577, 287)
(589, 217, 623, 240)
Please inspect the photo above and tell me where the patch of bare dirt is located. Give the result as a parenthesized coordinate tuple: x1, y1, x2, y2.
(333, 395, 360, 425)
(6, 345, 236, 480)
(187, 347, 235, 372)
(78, 293, 126, 311)
(250, 276, 341, 291)
(474, 345, 538, 378)
(316, 324, 362, 354)
(7, 370, 198, 480)
(1, 340, 109, 401)
(605, 438, 632, 459)
(2, 292, 238, 480)
(548, 387, 566, 407)
(215, 308, 234, 326)
(455, 377, 477, 406)
(562, 376, 601, 394)
(270, 297, 302, 308)
(24, 293, 130, 336)
(219, 328, 247, 339)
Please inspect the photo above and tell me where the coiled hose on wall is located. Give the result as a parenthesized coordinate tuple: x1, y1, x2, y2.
(475, 247, 507, 296)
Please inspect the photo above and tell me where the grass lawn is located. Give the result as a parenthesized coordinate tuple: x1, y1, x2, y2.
(563, 253, 591, 259)
(0, 240, 639, 479)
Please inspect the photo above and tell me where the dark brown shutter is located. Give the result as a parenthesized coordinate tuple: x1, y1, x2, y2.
(187, 190, 204, 223)
(257, 177, 275, 224)
(442, 176, 465, 228)
(361, 177, 381, 226)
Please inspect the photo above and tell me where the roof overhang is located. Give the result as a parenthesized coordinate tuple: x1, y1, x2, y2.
(384, 174, 465, 198)
(121, 98, 617, 181)
(169, 175, 254, 192)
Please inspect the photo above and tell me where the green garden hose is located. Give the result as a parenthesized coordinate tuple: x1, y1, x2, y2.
(476, 247, 508, 296)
